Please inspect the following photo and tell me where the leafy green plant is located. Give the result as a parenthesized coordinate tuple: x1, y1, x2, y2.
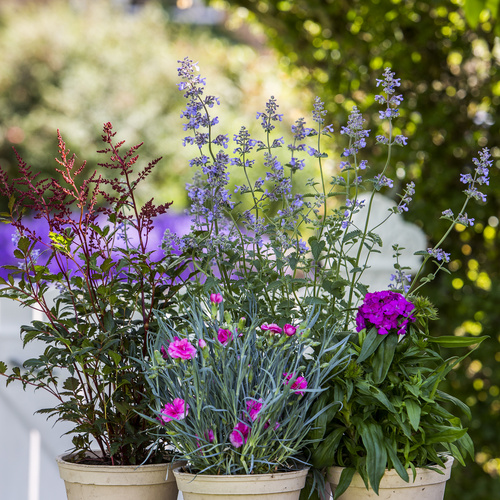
(310, 295, 486, 497)
(0, 123, 184, 465)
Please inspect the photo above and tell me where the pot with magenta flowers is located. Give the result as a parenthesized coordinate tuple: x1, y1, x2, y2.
(143, 292, 350, 500)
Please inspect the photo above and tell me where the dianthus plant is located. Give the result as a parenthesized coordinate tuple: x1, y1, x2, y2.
(144, 293, 349, 475)
(171, 58, 491, 334)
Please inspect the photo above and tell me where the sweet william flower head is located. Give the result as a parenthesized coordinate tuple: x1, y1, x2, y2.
(356, 290, 415, 335)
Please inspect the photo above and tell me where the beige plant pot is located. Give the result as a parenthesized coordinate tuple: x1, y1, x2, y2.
(327, 457, 454, 500)
(56, 453, 182, 500)
(174, 467, 309, 500)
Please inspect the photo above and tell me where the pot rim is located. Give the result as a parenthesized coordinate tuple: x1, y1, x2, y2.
(327, 456, 454, 489)
(173, 466, 309, 480)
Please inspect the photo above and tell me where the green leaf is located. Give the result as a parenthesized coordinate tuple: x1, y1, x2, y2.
(405, 399, 421, 431)
(426, 426, 468, 444)
(372, 332, 398, 384)
(357, 381, 396, 413)
(385, 441, 409, 482)
(436, 390, 471, 419)
(0, 361, 7, 374)
(357, 327, 384, 363)
(342, 229, 362, 243)
(309, 237, 326, 261)
(62, 377, 80, 391)
(332, 467, 356, 500)
(311, 427, 346, 468)
(359, 422, 387, 494)
(427, 335, 488, 347)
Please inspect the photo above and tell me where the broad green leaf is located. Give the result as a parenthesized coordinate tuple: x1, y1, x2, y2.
(311, 426, 346, 468)
(426, 426, 468, 444)
(359, 422, 387, 494)
(372, 332, 398, 384)
(427, 335, 488, 347)
(405, 399, 421, 431)
(357, 381, 396, 413)
(332, 467, 356, 500)
(385, 441, 409, 482)
(357, 327, 384, 363)
(436, 390, 471, 419)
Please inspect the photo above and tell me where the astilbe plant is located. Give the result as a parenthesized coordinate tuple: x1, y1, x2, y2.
(144, 293, 350, 475)
(0, 123, 185, 465)
(163, 59, 491, 496)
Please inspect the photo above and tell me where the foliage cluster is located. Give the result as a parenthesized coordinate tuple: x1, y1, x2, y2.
(145, 297, 349, 475)
(0, 124, 183, 465)
(144, 58, 489, 494)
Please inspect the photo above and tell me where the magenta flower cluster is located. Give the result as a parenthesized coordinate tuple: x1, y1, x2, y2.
(261, 322, 297, 336)
(355, 290, 415, 335)
(158, 293, 308, 450)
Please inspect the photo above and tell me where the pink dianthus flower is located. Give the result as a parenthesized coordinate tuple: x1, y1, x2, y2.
(261, 323, 282, 334)
(283, 373, 308, 395)
(159, 398, 189, 423)
(168, 337, 197, 360)
(217, 328, 233, 344)
(230, 422, 250, 448)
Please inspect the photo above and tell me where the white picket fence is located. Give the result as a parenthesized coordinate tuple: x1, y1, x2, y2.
(0, 195, 426, 500)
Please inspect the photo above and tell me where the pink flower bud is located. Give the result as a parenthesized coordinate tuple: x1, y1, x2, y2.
(210, 293, 223, 304)
(283, 324, 296, 336)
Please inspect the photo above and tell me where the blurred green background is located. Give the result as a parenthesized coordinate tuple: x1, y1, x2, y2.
(0, 0, 498, 498)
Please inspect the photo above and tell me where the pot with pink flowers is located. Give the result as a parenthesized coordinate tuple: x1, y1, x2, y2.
(143, 293, 350, 499)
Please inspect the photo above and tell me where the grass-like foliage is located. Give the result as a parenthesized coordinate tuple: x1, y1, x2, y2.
(144, 295, 349, 475)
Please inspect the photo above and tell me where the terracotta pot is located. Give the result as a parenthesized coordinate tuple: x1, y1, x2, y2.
(56, 453, 182, 500)
(174, 467, 309, 499)
(327, 457, 454, 500)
